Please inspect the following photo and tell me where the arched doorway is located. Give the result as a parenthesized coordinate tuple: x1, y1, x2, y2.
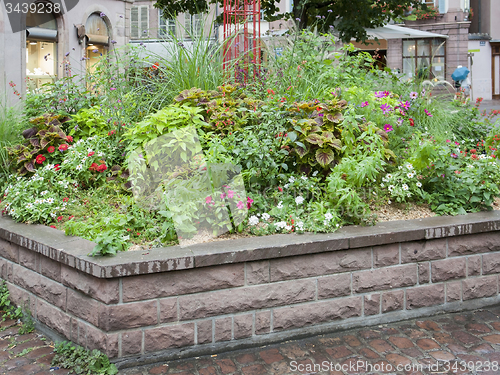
(26, 2, 59, 90)
(85, 13, 110, 73)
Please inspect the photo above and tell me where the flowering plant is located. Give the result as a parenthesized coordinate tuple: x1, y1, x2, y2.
(380, 163, 425, 203)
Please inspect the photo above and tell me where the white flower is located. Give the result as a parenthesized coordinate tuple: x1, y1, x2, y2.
(402, 184, 409, 191)
(323, 220, 329, 226)
(388, 200, 392, 204)
(301, 176, 308, 181)
(277, 201, 283, 209)
(407, 172, 415, 178)
(325, 212, 333, 220)
(46, 198, 54, 204)
(380, 183, 385, 188)
(34, 199, 41, 205)
(288, 176, 295, 183)
(295, 196, 304, 205)
(386, 174, 393, 179)
(416, 182, 422, 187)
(398, 166, 403, 170)
(262, 213, 270, 220)
(275, 221, 286, 230)
(26, 203, 33, 209)
(405, 163, 413, 170)
(388, 185, 395, 191)
(9, 209, 15, 214)
(76, 164, 83, 170)
(407, 193, 411, 197)
(285, 225, 292, 231)
(296, 221, 304, 230)
(248, 215, 259, 226)
(41, 190, 48, 196)
(284, 184, 289, 189)
(312, 171, 318, 177)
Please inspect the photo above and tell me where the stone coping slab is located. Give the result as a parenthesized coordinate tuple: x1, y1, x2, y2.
(1, 211, 500, 279)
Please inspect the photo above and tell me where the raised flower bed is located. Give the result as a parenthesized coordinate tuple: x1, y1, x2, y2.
(1, 211, 500, 368)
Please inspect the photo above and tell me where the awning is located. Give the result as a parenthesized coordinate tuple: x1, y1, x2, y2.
(26, 27, 57, 42)
(364, 25, 448, 40)
(86, 34, 109, 45)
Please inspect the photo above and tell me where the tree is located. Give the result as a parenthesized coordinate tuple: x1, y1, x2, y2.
(154, 0, 427, 42)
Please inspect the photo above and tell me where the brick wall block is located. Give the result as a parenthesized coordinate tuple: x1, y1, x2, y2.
(215, 317, 232, 342)
(419, 263, 430, 284)
(446, 281, 462, 302)
(273, 297, 362, 331)
(401, 239, 446, 263)
(36, 299, 71, 339)
(70, 319, 78, 344)
(0, 239, 18, 262)
(18, 246, 39, 271)
(122, 330, 143, 356)
(144, 323, 195, 353)
(39, 255, 61, 282)
(0, 258, 8, 280)
(364, 294, 380, 316)
(7, 282, 36, 317)
(197, 319, 213, 344)
(373, 243, 399, 267)
(270, 248, 371, 282)
(85, 323, 119, 358)
(482, 253, 500, 275)
(159, 297, 177, 323)
(246, 261, 270, 285)
(406, 284, 444, 309)
(101, 300, 157, 331)
(318, 274, 351, 299)
(255, 311, 271, 335)
(468, 255, 482, 276)
(233, 314, 252, 339)
(382, 290, 404, 313)
(448, 232, 500, 256)
(61, 265, 119, 304)
(66, 289, 103, 327)
(352, 265, 417, 293)
(431, 258, 466, 282)
(462, 276, 498, 300)
(122, 264, 244, 302)
(74, 319, 88, 347)
(12, 264, 66, 310)
(179, 280, 315, 320)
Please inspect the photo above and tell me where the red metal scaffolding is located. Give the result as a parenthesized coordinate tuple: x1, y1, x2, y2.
(223, 0, 261, 81)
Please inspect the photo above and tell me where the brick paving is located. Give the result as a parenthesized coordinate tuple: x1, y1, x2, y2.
(119, 305, 500, 375)
(1, 305, 500, 374)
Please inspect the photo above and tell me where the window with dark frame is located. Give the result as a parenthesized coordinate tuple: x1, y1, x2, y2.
(402, 38, 446, 80)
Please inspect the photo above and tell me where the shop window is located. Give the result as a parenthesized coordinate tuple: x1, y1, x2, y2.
(185, 12, 202, 38)
(85, 13, 110, 73)
(402, 38, 446, 80)
(26, 2, 59, 90)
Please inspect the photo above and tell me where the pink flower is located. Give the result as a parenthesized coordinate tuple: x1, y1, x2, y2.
(237, 201, 245, 209)
(360, 101, 369, 107)
(383, 124, 393, 133)
(424, 109, 433, 117)
(227, 190, 234, 199)
(220, 193, 226, 200)
(247, 197, 254, 209)
(205, 196, 212, 205)
(446, 140, 450, 143)
(455, 141, 460, 146)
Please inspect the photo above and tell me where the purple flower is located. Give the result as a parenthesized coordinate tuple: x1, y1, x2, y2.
(318, 113, 324, 117)
(65, 52, 70, 57)
(92, 49, 99, 53)
(375, 91, 385, 98)
(383, 124, 393, 133)
(110, 87, 116, 91)
(421, 89, 426, 96)
(316, 15, 321, 19)
(380, 103, 392, 114)
(295, 18, 301, 21)
(360, 101, 369, 107)
(424, 109, 433, 117)
(409, 92, 418, 99)
(327, 9, 333, 12)
(399, 101, 411, 110)
(111, 40, 117, 44)
(451, 153, 458, 158)
(397, 117, 403, 126)
(100, 12, 106, 18)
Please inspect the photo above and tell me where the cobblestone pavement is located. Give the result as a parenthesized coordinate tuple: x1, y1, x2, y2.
(120, 306, 500, 375)
(1, 306, 500, 375)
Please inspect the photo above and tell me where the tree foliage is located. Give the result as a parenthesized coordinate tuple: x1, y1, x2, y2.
(154, 0, 427, 42)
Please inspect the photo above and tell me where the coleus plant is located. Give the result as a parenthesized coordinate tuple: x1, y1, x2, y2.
(7, 114, 71, 175)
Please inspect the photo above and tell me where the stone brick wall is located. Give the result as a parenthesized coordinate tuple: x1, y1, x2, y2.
(1, 212, 500, 365)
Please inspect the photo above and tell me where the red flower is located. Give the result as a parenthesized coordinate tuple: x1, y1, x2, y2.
(63, 197, 69, 202)
(96, 164, 107, 172)
(247, 196, 254, 209)
(66, 135, 73, 143)
(47, 146, 55, 153)
(89, 162, 98, 171)
(278, 187, 283, 192)
(50, 225, 57, 229)
(108, 130, 115, 136)
(35, 155, 46, 164)
(57, 216, 64, 222)
(58, 144, 69, 151)
(88, 151, 95, 157)
(54, 164, 61, 171)
(409, 118, 414, 127)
